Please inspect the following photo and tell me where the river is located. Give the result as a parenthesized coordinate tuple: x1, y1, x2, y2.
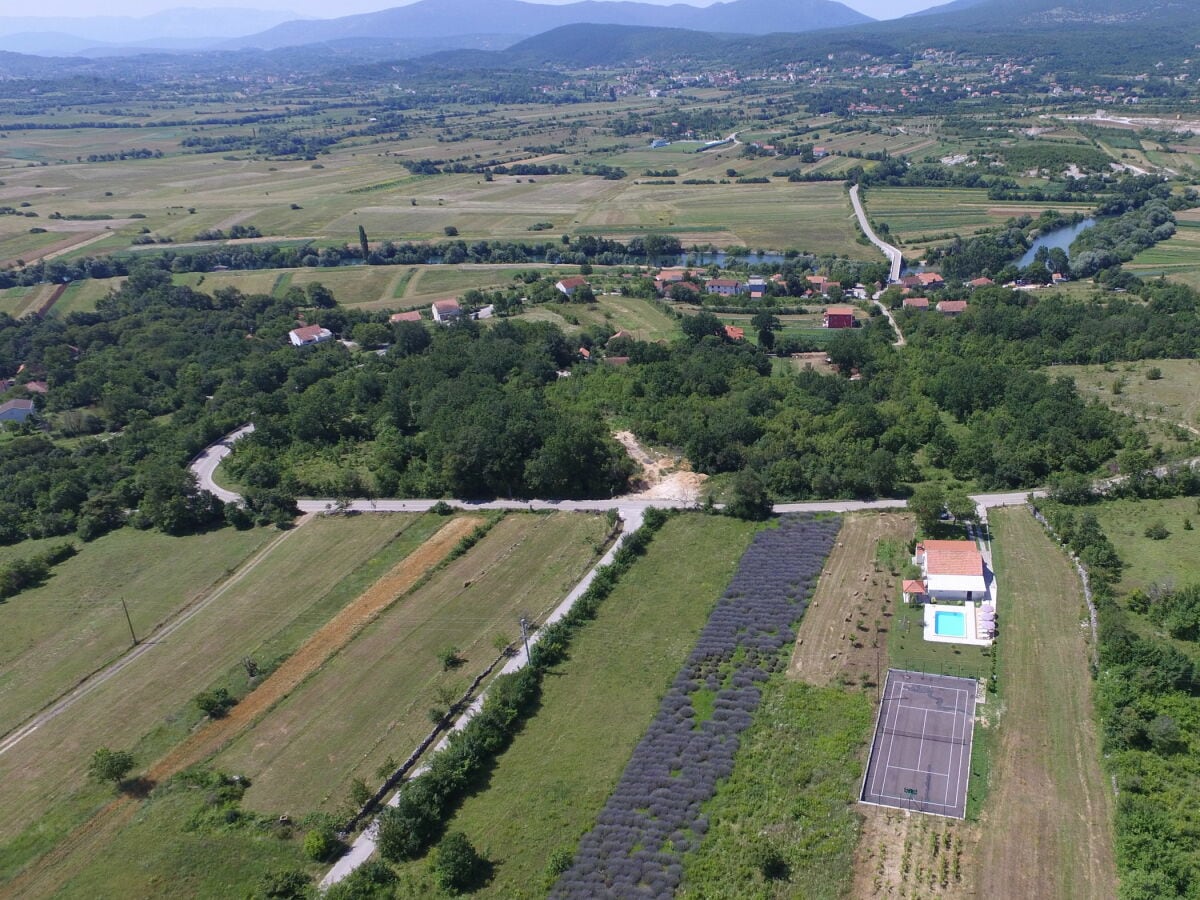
(1017, 218, 1095, 268)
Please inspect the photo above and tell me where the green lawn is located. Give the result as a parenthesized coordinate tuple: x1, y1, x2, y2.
(386, 513, 760, 899)
(1090, 496, 1200, 594)
(888, 599, 992, 681)
(678, 681, 873, 899)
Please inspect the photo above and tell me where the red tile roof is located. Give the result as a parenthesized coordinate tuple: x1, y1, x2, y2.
(723, 325, 745, 341)
(825, 306, 856, 317)
(389, 310, 422, 322)
(922, 540, 983, 577)
(290, 324, 327, 342)
(557, 276, 589, 290)
(937, 300, 968, 314)
(903, 579, 927, 594)
(902, 297, 929, 308)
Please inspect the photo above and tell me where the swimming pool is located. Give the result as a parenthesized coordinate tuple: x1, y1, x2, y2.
(933, 610, 967, 638)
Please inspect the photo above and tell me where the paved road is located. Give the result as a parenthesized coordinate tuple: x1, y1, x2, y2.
(850, 184, 903, 283)
(190, 426, 1043, 519)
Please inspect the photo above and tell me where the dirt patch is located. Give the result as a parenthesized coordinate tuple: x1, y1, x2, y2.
(851, 806, 979, 898)
(788, 512, 914, 690)
(790, 351, 836, 375)
(612, 430, 707, 504)
(4, 516, 481, 899)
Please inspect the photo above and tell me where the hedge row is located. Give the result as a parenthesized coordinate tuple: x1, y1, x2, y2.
(375, 506, 672, 863)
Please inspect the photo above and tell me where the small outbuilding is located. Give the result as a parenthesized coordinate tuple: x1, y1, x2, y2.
(432, 299, 462, 323)
(823, 306, 856, 329)
(0, 398, 35, 423)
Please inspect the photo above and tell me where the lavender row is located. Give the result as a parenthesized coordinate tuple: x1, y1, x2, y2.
(550, 514, 841, 898)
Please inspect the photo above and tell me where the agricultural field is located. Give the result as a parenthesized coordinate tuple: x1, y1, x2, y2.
(1127, 210, 1200, 288)
(556, 515, 842, 896)
(0, 513, 431, 877)
(978, 508, 1117, 900)
(862, 186, 1093, 253)
(678, 681, 872, 899)
(1050, 358, 1200, 458)
(1090, 496, 1200, 594)
(383, 513, 759, 898)
(519, 295, 680, 342)
(788, 511, 914, 690)
(0, 525, 276, 736)
(214, 511, 613, 816)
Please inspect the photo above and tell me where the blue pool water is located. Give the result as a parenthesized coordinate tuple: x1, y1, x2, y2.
(934, 611, 967, 638)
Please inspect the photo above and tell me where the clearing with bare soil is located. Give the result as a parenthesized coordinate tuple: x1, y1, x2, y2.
(613, 430, 707, 504)
(788, 512, 914, 689)
(851, 806, 979, 898)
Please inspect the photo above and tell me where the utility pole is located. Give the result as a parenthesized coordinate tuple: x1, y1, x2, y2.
(519, 616, 531, 663)
(120, 597, 138, 647)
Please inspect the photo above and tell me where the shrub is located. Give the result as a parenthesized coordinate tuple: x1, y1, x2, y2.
(303, 825, 340, 862)
(432, 831, 484, 893)
(194, 687, 236, 718)
(1145, 521, 1170, 540)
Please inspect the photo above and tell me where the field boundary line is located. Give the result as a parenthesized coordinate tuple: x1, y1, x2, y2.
(0, 519, 311, 757)
(144, 515, 484, 780)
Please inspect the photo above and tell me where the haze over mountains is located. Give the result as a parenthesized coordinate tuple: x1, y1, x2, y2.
(0, 0, 873, 57)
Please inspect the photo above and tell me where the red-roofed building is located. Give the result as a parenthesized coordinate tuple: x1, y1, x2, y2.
(936, 300, 967, 317)
(902, 297, 930, 310)
(968, 277, 994, 288)
(432, 299, 462, 323)
(555, 276, 589, 298)
(288, 324, 333, 347)
(23, 380, 49, 394)
(917, 272, 945, 288)
(915, 540, 988, 601)
(823, 306, 855, 329)
(389, 310, 422, 323)
(902, 579, 927, 603)
(723, 325, 745, 341)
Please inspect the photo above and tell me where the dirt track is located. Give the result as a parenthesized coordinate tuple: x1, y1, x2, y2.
(2, 515, 481, 900)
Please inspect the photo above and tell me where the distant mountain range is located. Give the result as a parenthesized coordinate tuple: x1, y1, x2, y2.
(0, 8, 304, 56)
(0, 0, 874, 57)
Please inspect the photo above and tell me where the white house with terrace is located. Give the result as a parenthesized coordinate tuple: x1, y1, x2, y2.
(905, 539, 996, 646)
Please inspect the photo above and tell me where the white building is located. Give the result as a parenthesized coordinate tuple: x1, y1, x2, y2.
(288, 324, 333, 347)
(914, 540, 988, 603)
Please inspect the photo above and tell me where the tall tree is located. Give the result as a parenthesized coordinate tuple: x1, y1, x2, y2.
(358, 224, 370, 263)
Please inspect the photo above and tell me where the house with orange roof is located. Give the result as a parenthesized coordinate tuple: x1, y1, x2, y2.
(723, 325, 745, 341)
(902, 297, 930, 310)
(915, 540, 987, 602)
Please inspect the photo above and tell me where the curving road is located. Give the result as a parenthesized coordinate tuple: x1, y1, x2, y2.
(850, 184, 903, 284)
(190, 426, 1042, 518)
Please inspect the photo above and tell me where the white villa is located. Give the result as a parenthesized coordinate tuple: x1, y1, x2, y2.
(907, 539, 996, 646)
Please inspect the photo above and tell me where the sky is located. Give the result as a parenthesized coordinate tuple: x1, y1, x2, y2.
(2, 0, 942, 22)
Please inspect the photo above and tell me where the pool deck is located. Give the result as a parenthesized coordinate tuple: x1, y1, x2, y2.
(922, 601, 994, 647)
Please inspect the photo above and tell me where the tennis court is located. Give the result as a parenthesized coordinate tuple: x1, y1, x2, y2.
(860, 669, 977, 819)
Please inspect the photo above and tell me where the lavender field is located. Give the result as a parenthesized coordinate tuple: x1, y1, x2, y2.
(551, 514, 841, 897)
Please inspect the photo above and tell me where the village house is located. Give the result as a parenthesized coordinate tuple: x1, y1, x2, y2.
(705, 278, 744, 297)
(288, 324, 333, 347)
(936, 300, 968, 317)
(723, 325, 745, 341)
(0, 398, 35, 424)
(902, 297, 930, 310)
(555, 276, 589, 298)
(431, 299, 462, 323)
(823, 306, 856, 329)
(967, 277, 994, 289)
(389, 310, 422, 323)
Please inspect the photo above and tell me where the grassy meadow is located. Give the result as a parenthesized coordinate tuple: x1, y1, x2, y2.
(0, 514, 426, 873)
(215, 512, 612, 816)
